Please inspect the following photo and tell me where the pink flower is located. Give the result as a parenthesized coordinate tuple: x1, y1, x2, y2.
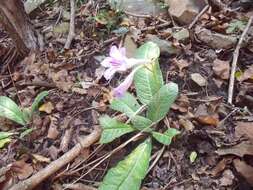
(112, 67, 141, 98)
(113, 70, 135, 98)
(101, 46, 148, 80)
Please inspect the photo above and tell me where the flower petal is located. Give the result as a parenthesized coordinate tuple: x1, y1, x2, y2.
(125, 58, 150, 69)
(110, 46, 124, 60)
(101, 57, 114, 67)
(104, 67, 116, 80)
(119, 47, 126, 56)
(113, 70, 135, 98)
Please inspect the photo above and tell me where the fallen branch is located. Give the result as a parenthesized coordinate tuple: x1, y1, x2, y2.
(9, 126, 101, 190)
(64, 0, 75, 49)
(228, 16, 253, 104)
(188, 5, 209, 29)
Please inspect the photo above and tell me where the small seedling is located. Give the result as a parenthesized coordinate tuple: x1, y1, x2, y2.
(0, 91, 49, 126)
(190, 151, 198, 163)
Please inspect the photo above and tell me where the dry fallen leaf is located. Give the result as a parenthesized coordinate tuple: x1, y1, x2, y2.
(213, 59, 230, 80)
(179, 118, 195, 131)
(173, 58, 191, 72)
(39, 102, 54, 114)
(216, 141, 253, 157)
(47, 123, 60, 140)
(194, 104, 219, 126)
(210, 158, 232, 177)
(233, 159, 253, 186)
(51, 70, 73, 92)
(12, 159, 33, 180)
(235, 122, 253, 141)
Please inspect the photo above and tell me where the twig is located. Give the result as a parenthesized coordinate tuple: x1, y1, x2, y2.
(63, 183, 97, 190)
(147, 146, 165, 173)
(228, 16, 253, 104)
(64, 0, 75, 49)
(141, 22, 171, 32)
(124, 11, 151, 18)
(188, 5, 209, 29)
(9, 126, 101, 190)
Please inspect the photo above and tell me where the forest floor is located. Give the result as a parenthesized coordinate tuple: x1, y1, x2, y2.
(1, 0, 253, 190)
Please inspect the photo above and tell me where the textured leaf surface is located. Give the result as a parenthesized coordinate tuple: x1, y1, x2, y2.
(152, 128, 180, 145)
(0, 96, 26, 125)
(134, 42, 163, 104)
(131, 115, 153, 131)
(110, 92, 140, 118)
(99, 138, 152, 190)
(99, 115, 134, 144)
(147, 83, 178, 122)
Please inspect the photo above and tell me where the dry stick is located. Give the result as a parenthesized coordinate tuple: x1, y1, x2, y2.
(64, 0, 75, 49)
(188, 5, 209, 29)
(228, 16, 253, 104)
(9, 126, 101, 190)
(147, 145, 165, 173)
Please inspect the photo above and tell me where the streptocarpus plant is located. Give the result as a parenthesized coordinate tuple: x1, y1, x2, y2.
(98, 42, 179, 190)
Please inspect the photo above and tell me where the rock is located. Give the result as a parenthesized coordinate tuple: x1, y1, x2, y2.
(172, 28, 190, 41)
(165, 0, 206, 24)
(212, 59, 230, 80)
(24, 0, 47, 14)
(109, 0, 165, 17)
(146, 34, 181, 55)
(191, 73, 207, 86)
(195, 27, 237, 49)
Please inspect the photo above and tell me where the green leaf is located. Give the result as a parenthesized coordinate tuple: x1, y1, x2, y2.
(110, 92, 141, 118)
(22, 108, 32, 123)
(134, 42, 163, 105)
(0, 138, 12, 149)
(20, 128, 34, 138)
(190, 151, 198, 163)
(99, 115, 135, 144)
(31, 91, 49, 114)
(134, 63, 164, 105)
(152, 128, 180, 145)
(135, 41, 160, 60)
(147, 82, 178, 122)
(226, 19, 246, 34)
(0, 132, 14, 140)
(0, 131, 14, 149)
(131, 115, 153, 131)
(99, 138, 152, 190)
(0, 96, 26, 125)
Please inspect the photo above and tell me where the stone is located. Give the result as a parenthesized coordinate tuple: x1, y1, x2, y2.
(109, 0, 165, 17)
(165, 0, 206, 24)
(191, 73, 207, 86)
(24, 0, 47, 14)
(195, 27, 237, 49)
(146, 34, 181, 55)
